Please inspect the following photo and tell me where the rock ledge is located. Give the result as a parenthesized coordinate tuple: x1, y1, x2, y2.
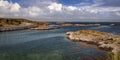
(66, 30, 120, 55)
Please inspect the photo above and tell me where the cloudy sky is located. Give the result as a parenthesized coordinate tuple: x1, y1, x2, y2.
(0, 0, 120, 22)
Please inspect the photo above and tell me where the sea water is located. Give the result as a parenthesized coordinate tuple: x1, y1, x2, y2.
(0, 24, 120, 60)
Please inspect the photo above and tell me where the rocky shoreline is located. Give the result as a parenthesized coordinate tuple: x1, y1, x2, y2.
(0, 24, 37, 32)
(60, 23, 101, 26)
(66, 30, 120, 60)
(0, 18, 60, 32)
(0, 25, 60, 32)
(58, 22, 116, 26)
(30, 25, 60, 30)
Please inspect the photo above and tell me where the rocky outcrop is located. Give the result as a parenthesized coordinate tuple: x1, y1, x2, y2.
(0, 18, 56, 31)
(30, 25, 60, 30)
(59, 23, 101, 26)
(66, 30, 120, 56)
(0, 23, 37, 32)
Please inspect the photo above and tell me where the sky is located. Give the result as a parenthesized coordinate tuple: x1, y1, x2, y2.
(0, 0, 120, 22)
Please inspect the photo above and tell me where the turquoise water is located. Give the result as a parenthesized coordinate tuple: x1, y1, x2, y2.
(0, 26, 119, 60)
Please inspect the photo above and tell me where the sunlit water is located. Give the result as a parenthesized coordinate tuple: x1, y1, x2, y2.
(0, 26, 120, 60)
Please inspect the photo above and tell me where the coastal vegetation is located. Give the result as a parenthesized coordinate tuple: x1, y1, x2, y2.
(66, 30, 120, 60)
(57, 22, 120, 26)
(0, 18, 56, 31)
(0, 18, 49, 27)
(58, 22, 101, 26)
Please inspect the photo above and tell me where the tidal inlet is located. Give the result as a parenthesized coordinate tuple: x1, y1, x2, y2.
(0, 0, 120, 60)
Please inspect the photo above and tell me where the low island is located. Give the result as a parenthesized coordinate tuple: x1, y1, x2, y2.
(66, 30, 120, 60)
(0, 18, 59, 32)
(58, 22, 101, 26)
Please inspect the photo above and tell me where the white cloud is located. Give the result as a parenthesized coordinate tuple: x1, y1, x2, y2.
(0, 0, 8, 6)
(10, 3, 21, 12)
(116, 12, 120, 16)
(0, 0, 120, 21)
(27, 6, 41, 16)
(67, 6, 77, 11)
(48, 2, 62, 11)
(0, 0, 20, 12)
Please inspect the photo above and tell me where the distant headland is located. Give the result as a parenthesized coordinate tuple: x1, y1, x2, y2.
(0, 18, 58, 32)
(0, 18, 120, 32)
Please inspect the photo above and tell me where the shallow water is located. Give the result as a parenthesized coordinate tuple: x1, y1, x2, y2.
(0, 26, 119, 60)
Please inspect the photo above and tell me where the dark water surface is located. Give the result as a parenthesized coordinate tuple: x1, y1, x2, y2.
(0, 26, 120, 60)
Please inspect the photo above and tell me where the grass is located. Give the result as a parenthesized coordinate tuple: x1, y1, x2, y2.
(107, 52, 120, 60)
(104, 40, 116, 44)
(0, 18, 49, 27)
(107, 52, 114, 60)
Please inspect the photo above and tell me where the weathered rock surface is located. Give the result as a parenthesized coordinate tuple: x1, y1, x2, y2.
(0, 18, 57, 31)
(57, 22, 101, 26)
(66, 30, 120, 54)
(30, 25, 59, 30)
